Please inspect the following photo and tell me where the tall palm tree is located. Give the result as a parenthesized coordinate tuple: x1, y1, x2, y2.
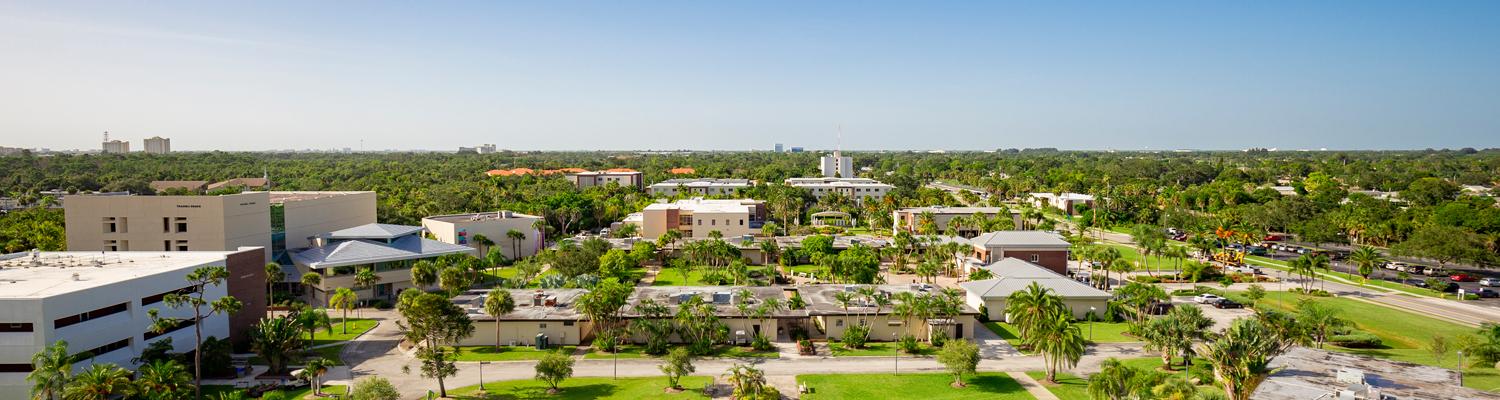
(471, 234, 493, 257)
(1031, 312, 1086, 383)
(28, 340, 85, 400)
(264, 262, 285, 318)
(292, 307, 333, 353)
(63, 364, 134, 400)
(531, 219, 549, 249)
(298, 358, 334, 396)
(354, 267, 381, 296)
(134, 360, 191, 398)
(300, 273, 323, 304)
(484, 290, 517, 349)
(1349, 245, 1385, 283)
(506, 229, 527, 260)
(328, 287, 358, 334)
(1004, 282, 1066, 342)
(1307, 254, 1331, 292)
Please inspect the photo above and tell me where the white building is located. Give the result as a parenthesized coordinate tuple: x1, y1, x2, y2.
(0, 249, 267, 399)
(785, 177, 894, 203)
(422, 211, 545, 260)
(1028, 192, 1095, 215)
(647, 178, 755, 196)
(143, 137, 171, 154)
(960, 258, 1111, 321)
(819, 151, 854, 178)
(626, 198, 767, 239)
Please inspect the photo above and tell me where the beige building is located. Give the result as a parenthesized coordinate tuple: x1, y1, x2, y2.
(102, 140, 130, 154)
(800, 284, 979, 342)
(291, 223, 476, 303)
(892, 206, 1023, 237)
(785, 177, 894, 203)
(627, 198, 766, 240)
(452, 289, 591, 347)
(63, 191, 375, 263)
(646, 178, 755, 196)
(422, 211, 544, 260)
(566, 169, 644, 190)
(143, 136, 170, 154)
(961, 258, 1111, 321)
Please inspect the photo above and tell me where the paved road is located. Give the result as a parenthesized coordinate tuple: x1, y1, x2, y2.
(329, 309, 1148, 399)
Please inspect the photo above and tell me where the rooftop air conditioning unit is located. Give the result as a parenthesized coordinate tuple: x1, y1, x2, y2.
(712, 292, 732, 305)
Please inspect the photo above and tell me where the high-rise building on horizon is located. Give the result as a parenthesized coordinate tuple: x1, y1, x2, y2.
(774, 143, 783, 152)
(144, 136, 170, 154)
(102, 140, 129, 154)
(819, 150, 854, 178)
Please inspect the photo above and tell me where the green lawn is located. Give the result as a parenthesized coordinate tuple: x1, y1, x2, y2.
(1243, 255, 1444, 298)
(305, 318, 377, 345)
(782, 264, 822, 276)
(651, 266, 774, 286)
(204, 384, 346, 399)
(446, 345, 578, 361)
(798, 373, 1035, 399)
(583, 344, 777, 359)
(1102, 243, 1180, 273)
(1230, 290, 1500, 392)
(984, 321, 1136, 345)
(1025, 372, 1089, 400)
(447, 376, 713, 399)
(827, 342, 936, 357)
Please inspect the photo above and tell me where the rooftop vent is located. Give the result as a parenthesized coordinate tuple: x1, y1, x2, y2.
(71, 272, 81, 281)
(712, 291, 732, 305)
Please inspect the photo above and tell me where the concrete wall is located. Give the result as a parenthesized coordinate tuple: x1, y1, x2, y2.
(65, 193, 273, 261)
(280, 192, 376, 250)
(457, 320, 589, 347)
(423, 214, 543, 260)
(687, 210, 755, 238)
(816, 314, 977, 342)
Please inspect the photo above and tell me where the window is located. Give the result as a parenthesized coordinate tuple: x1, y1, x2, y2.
(163, 217, 171, 233)
(739, 219, 745, 226)
(163, 240, 172, 251)
(143, 318, 194, 340)
(142, 286, 195, 306)
(78, 338, 130, 358)
(0, 364, 34, 373)
(710, 219, 716, 226)
(176, 240, 189, 251)
(697, 220, 702, 226)
(103, 217, 118, 233)
(0, 323, 33, 332)
(1030, 254, 1040, 263)
(539, 323, 547, 329)
(54, 302, 129, 329)
(174, 217, 188, 233)
(835, 319, 843, 327)
(563, 321, 574, 326)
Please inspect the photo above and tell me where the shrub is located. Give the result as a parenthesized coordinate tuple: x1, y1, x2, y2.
(788, 326, 809, 341)
(1171, 288, 1201, 296)
(841, 325, 869, 349)
(1185, 363, 1215, 385)
(1132, 275, 1161, 284)
(897, 334, 922, 354)
(930, 334, 947, 348)
(1330, 332, 1382, 348)
(594, 329, 621, 353)
(750, 333, 774, 352)
(350, 376, 401, 400)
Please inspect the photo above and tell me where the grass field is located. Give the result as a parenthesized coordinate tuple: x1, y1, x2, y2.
(447, 376, 713, 399)
(1243, 255, 1444, 298)
(827, 341, 936, 356)
(1229, 290, 1500, 392)
(651, 266, 773, 286)
(583, 344, 778, 359)
(798, 372, 1035, 399)
(782, 264, 822, 277)
(1025, 372, 1089, 400)
(304, 318, 377, 346)
(984, 321, 1136, 345)
(1102, 243, 1182, 273)
(204, 384, 346, 399)
(446, 345, 578, 361)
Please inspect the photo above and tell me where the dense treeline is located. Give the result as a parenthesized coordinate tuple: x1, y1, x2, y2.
(2, 149, 1498, 265)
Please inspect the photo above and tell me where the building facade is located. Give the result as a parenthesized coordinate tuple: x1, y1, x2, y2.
(892, 206, 1023, 237)
(965, 231, 1072, 274)
(143, 137, 170, 154)
(291, 223, 476, 303)
(785, 177, 894, 203)
(1029, 192, 1095, 215)
(961, 258, 1110, 321)
(629, 198, 766, 239)
(0, 249, 266, 399)
(819, 152, 854, 178)
(422, 211, 544, 261)
(102, 140, 130, 154)
(646, 178, 755, 197)
(566, 170, 644, 190)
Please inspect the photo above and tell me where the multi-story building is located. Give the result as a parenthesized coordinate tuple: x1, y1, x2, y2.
(785, 177, 894, 203)
(627, 198, 766, 239)
(962, 231, 1072, 274)
(647, 178, 755, 197)
(961, 258, 1110, 321)
(891, 206, 1023, 237)
(422, 211, 544, 261)
(774, 143, 783, 152)
(291, 223, 476, 302)
(0, 249, 267, 399)
(143, 137, 170, 154)
(102, 140, 129, 154)
(819, 151, 854, 178)
(1028, 192, 1095, 215)
(566, 169, 644, 190)
(63, 191, 376, 263)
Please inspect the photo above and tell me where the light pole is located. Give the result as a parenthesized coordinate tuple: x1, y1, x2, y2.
(613, 339, 619, 380)
(1088, 306, 1096, 341)
(478, 361, 490, 395)
(1458, 351, 1465, 386)
(892, 332, 899, 375)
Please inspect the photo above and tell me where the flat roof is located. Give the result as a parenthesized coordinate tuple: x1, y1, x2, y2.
(423, 211, 542, 223)
(627, 286, 800, 317)
(265, 191, 373, 203)
(0, 251, 234, 298)
(968, 231, 1070, 247)
(1254, 347, 1487, 400)
(797, 284, 979, 315)
(896, 206, 1019, 215)
(454, 289, 587, 320)
(643, 198, 762, 213)
(960, 258, 1111, 299)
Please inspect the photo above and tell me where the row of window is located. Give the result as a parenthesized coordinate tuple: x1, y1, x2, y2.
(143, 318, 195, 340)
(53, 302, 128, 329)
(79, 338, 131, 359)
(695, 218, 746, 226)
(102, 217, 189, 234)
(102, 239, 191, 252)
(142, 285, 196, 306)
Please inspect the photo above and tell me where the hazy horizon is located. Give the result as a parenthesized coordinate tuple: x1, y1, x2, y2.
(2, 1, 1498, 151)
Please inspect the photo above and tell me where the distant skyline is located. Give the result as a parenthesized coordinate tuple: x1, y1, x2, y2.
(2, 1, 1498, 151)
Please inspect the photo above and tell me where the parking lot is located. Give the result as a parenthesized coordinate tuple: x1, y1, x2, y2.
(1169, 295, 1254, 330)
(1253, 242, 1500, 301)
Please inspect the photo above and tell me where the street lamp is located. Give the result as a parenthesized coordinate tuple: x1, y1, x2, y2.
(1088, 306, 1096, 341)
(1459, 351, 1465, 386)
(892, 332, 899, 375)
(613, 339, 619, 380)
(478, 361, 490, 395)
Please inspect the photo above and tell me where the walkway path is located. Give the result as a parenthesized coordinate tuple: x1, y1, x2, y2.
(1009, 371, 1060, 400)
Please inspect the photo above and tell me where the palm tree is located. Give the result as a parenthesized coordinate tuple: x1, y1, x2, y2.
(1086, 358, 1137, 400)
(1296, 300, 1348, 349)
(250, 316, 304, 375)
(328, 287, 358, 334)
(1031, 312, 1086, 383)
(1349, 245, 1385, 283)
(531, 219, 549, 248)
(471, 233, 493, 256)
(484, 290, 517, 349)
(292, 307, 333, 353)
(298, 358, 334, 396)
(299, 273, 322, 304)
(28, 340, 86, 400)
(63, 364, 133, 400)
(1200, 318, 1291, 400)
(134, 360, 191, 399)
(506, 229, 527, 260)
(264, 262, 285, 318)
(1307, 254, 1331, 292)
(411, 260, 439, 288)
(1004, 282, 1066, 345)
(354, 267, 381, 296)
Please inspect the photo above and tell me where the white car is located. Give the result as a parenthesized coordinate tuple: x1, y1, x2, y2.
(1480, 278, 1500, 287)
(1194, 294, 1223, 304)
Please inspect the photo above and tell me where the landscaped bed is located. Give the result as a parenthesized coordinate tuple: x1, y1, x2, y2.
(204, 384, 346, 400)
(446, 376, 713, 399)
(583, 344, 778, 359)
(827, 341, 936, 357)
(797, 372, 1035, 399)
(445, 345, 578, 361)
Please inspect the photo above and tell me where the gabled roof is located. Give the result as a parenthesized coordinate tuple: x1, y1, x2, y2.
(291, 235, 475, 269)
(968, 231, 1069, 248)
(319, 223, 425, 240)
(960, 258, 1110, 299)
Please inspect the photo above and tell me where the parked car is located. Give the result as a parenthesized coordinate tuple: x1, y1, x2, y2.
(1194, 294, 1223, 304)
(1213, 299, 1245, 309)
(1264, 234, 1284, 241)
(1147, 302, 1175, 315)
(1171, 233, 1188, 241)
(1403, 265, 1428, 275)
(1479, 277, 1500, 287)
(1478, 288, 1500, 298)
(1452, 273, 1477, 282)
(1247, 246, 1268, 256)
(1422, 267, 1446, 277)
(1435, 282, 1461, 293)
(1384, 261, 1407, 271)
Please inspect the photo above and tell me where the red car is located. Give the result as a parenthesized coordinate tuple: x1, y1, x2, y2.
(1263, 234, 1284, 241)
(1452, 273, 1476, 282)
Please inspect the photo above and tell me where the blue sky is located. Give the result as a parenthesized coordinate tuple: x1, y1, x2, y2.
(1, 1, 1497, 151)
